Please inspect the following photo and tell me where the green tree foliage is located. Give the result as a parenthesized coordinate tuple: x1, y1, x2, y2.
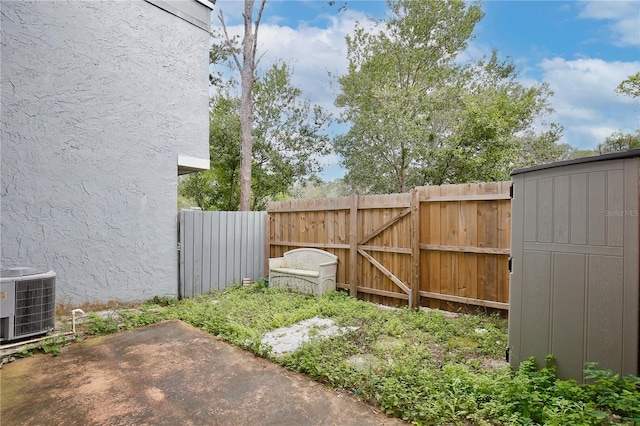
(251, 62, 332, 203)
(616, 71, 640, 98)
(597, 130, 640, 154)
(513, 124, 574, 168)
(334, 0, 558, 194)
(290, 178, 349, 199)
(181, 96, 242, 211)
(598, 72, 640, 154)
(424, 53, 554, 184)
(181, 62, 332, 210)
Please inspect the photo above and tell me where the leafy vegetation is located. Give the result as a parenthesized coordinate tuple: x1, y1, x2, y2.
(593, 72, 640, 156)
(4, 334, 76, 362)
(597, 130, 640, 155)
(186, 1, 637, 206)
(181, 61, 332, 211)
(82, 285, 640, 425)
(217, 0, 265, 211)
(616, 72, 640, 99)
(334, 0, 570, 194)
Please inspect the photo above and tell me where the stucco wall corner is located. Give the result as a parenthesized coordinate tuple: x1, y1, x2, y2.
(1, 0, 212, 305)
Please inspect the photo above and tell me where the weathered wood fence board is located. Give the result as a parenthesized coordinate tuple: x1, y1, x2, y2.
(417, 182, 511, 311)
(179, 210, 267, 298)
(268, 182, 511, 311)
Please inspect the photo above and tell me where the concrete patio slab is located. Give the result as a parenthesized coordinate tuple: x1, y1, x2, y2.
(0, 320, 404, 426)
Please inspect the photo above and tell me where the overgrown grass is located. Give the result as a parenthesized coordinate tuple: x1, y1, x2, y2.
(83, 284, 640, 425)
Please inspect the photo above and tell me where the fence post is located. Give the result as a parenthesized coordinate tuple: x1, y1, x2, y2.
(178, 210, 184, 299)
(411, 188, 421, 308)
(349, 194, 358, 297)
(264, 212, 270, 281)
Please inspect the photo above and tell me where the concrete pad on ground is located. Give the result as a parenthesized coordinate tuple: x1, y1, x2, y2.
(0, 320, 404, 426)
(261, 316, 358, 357)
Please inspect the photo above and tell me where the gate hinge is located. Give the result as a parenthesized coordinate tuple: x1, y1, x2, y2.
(509, 184, 514, 199)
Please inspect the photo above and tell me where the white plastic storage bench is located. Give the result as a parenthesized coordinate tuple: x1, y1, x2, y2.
(268, 248, 338, 296)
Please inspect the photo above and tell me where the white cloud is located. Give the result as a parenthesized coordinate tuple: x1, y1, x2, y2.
(212, 0, 246, 23)
(538, 57, 640, 148)
(540, 57, 637, 105)
(210, 1, 640, 178)
(211, 5, 378, 175)
(578, 0, 640, 46)
(213, 6, 377, 119)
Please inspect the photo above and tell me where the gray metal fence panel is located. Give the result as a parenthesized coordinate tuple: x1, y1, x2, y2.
(179, 210, 267, 298)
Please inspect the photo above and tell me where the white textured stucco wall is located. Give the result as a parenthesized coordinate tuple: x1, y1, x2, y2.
(1, 1, 211, 305)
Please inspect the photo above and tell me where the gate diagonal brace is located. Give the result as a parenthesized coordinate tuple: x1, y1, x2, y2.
(357, 249, 411, 296)
(358, 207, 411, 246)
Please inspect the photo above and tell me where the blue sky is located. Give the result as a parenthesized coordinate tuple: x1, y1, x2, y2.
(213, 0, 640, 181)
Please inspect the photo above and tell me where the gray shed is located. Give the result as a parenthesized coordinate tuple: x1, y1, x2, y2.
(508, 149, 639, 381)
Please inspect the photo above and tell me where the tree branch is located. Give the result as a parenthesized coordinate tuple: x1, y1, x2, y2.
(253, 0, 267, 68)
(218, 10, 242, 72)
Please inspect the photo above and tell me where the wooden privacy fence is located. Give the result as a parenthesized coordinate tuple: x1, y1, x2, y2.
(268, 182, 511, 311)
(179, 210, 268, 298)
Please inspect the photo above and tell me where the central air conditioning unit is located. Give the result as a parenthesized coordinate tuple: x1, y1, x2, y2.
(0, 267, 56, 343)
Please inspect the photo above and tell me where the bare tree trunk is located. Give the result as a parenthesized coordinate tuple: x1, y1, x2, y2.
(238, 0, 255, 210)
(220, 0, 266, 211)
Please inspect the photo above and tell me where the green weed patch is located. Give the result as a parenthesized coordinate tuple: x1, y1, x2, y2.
(84, 285, 640, 425)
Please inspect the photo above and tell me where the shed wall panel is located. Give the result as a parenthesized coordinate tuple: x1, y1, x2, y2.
(551, 252, 586, 380)
(622, 159, 639, 374)
(509, 154, 639, 380)
(606, 170, 625, 247)
(519, 250, 551, 364)
(587, 171, 607, 246)
(537, 178, 553, 243)
(569, 174, 588, 245)
(553, 175, 569, 244)
(586, 255, 624, 374)
(507, 177, 525, 365)
(523, 181, 537, 242)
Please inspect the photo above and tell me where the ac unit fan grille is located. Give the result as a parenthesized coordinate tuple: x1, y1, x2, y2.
(14, 277, 55, 338)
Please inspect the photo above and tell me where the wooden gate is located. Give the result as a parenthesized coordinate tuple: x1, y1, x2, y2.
(268, 182, 511, 311)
